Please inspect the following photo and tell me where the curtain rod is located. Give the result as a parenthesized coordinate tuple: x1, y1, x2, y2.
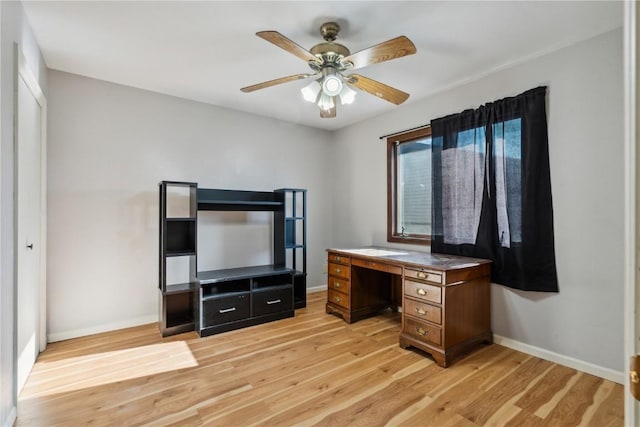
(379, 123, 431, 140)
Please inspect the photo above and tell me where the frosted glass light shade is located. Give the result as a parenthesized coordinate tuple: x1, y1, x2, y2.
(301, 80, 321, 103)
(322, 75, 343, 96)
(317, 93, 335, 111)
(339, 85, 357, 105)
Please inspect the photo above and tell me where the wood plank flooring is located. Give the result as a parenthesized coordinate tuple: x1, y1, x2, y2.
(17, 291, 623, 426)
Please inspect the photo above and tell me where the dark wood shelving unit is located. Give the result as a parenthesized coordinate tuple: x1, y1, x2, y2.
(159, 182, 307, 337)
(159, 181, 198, 337)
(275, 189, 307, 309)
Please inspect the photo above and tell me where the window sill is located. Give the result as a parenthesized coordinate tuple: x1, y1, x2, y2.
(388, 236, 431, 246)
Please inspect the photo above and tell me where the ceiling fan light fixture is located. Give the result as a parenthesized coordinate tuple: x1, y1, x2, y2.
(243, 22, 417, 118)
(317, 92, 335, 111)
(321, 74, 343, 97)
(301, 80, 321, 103)
(339, 84, 357, 105)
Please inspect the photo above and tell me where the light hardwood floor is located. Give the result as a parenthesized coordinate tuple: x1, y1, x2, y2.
(17, 291, 623, 426)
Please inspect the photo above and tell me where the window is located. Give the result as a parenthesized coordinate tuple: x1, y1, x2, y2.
(387, 127, 432, 244)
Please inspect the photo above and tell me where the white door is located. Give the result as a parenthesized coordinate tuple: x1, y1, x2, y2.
(15, 47, 47, 394)
(625, 1, 640, 425)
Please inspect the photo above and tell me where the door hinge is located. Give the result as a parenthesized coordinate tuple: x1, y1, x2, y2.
(630, 355, 640, 400)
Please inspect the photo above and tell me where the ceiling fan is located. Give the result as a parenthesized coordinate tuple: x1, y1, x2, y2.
(241, 22, 417, 118)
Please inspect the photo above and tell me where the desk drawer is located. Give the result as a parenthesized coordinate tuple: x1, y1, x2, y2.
(202, 294, 250, 327)
(405, 268, 443, 284)
(328, 252, 350, 265)
(328, 289, 349, 309)
(404, 298, 442, 325)
(328, 263, 350, 279)
(253, 287, 293, 317)
(328, 277, 350, 294)
(404, 316, 442, 346)
(352, 257, 402, 275)
(405, 280, 442, 304)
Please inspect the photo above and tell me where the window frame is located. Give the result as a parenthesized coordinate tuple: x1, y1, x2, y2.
(387, 126, 432, 245)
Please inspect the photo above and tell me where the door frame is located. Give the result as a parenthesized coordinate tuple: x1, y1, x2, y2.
(13, 43, 47, 396)
(624, 1, 638, 424)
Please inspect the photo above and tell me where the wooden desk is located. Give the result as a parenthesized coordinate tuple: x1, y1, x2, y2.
(326, 247, 492, 367)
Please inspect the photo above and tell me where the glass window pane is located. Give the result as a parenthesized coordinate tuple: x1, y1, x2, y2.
(396, 138, 431, 235)
(441, 127, 486, 245)
(494, 118, 522, 247)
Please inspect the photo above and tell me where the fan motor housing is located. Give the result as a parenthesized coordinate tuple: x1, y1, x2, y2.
(310, 43, 350, 61)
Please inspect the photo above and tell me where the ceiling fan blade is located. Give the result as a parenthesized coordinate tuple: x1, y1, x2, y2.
(256, 31, 320, 64)
(320, 105, 336, 118)
(341, 36, 416, 70)
(241, 73, 316, 93)
(346, 74, 410, 105)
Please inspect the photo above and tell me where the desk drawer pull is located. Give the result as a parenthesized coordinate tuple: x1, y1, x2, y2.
(416, 308, 427, 316)
(219, 307, 236, 314)
(266, 299, 281, 305)
(416, 288, 428, 296)
(416, 327, 428, 336)
(335, 256, 341, 262)
(335, 268, 342, 273)
(334, 282, 342, 288)
(417, 271, 427, 279)
(334, 296, 342, 303)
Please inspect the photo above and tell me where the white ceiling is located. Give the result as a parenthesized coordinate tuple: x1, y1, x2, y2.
(22, 1, 622, 131)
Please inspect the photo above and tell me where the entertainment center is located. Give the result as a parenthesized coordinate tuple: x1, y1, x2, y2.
(158, 181, 307, 337)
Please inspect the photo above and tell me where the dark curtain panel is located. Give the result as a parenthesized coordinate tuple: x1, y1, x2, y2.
(431, 87, 558, 292)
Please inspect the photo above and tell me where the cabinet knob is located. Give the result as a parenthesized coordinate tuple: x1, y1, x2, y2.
(335, 268, 341, 274)
(416, 327, 428, 336)
(416, 308, 427, 316)
(335, 256, 341, 262)
(416, 288, 428, 296)
(335, 296, 341, 303)
(417, 271, 427, 279)
(334, 282, 341, 288)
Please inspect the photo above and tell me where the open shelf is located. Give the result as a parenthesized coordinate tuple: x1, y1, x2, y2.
(164, 282, 198, 295)
(166, 219, 196, 253)
(197, 188, 284, 211)
(285, 244, 305, 249)
(202, 278, 251, 298)
(198, 265, 294, 284)
(253, 273, 292, 290)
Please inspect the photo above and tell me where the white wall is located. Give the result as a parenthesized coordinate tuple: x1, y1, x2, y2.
(46, 70, 333, 341)
(332, 29, 624, 373)
(0, 2, 47, 425)
(45, 22, 624, 381)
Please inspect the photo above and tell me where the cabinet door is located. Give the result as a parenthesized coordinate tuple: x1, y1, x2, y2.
(253, 287, 293, 317)
(202, 294, 250, 327)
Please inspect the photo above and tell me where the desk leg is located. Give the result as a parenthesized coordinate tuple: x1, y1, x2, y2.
(432, 352, 447, 368)
(326, 303, 352, 323)
(399, 335, 447, 368)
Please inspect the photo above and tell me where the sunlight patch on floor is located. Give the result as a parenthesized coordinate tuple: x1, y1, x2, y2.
(20, 340, 198, 399)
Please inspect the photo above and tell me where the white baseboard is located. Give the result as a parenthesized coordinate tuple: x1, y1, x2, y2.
(2, 406, 16, 427)
(48, 288, 329, 342)
(493, 334, 624, 384)
(48, 314, 158, 343)
(307, 285, 327, 294)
